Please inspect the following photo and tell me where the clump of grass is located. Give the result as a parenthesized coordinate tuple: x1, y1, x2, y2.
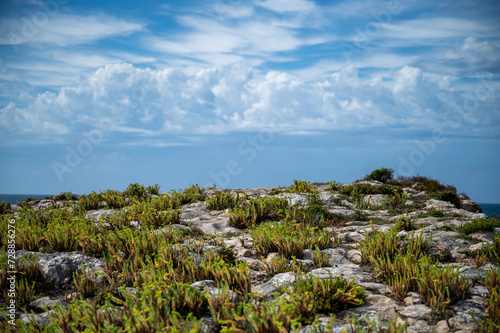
(72, 265, 99, 298)
(79, 191, 102, 210)
(227, 200, 269, 229)
(394, 216, 416, 231)
(259, 255, 303, 280)
(311, 247, 331, 269)
(43, 282, 206, 332)
(287, 273, 366, 324)
(290, 179, 317, 193)
(327, 180, 342, 191)
(206, 192, 248, 210)
(456, 218, 500, 235)
(250, 221, 336, 259)
(359, 226, 470, 318)
(220, 297, 300, 332)
(483, 236, 500, 262)
(416, 259, 470, 319)
(0, 201, 11, 215)
(473, 266, 500, 332)
(226, 197, 289, 229)
(101, 190, 128, 209)
(171, 184, 204, 205)
(358, 226, 432, 265)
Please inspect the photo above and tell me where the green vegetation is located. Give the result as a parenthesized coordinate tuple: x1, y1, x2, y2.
(339, 183, 403, 197)
(287, 274, 366, 324)
(365, 167, 394, 183)
(396, 175, 457, 194)
(290, 179, 317, 193)
(250, 221, 337, 259)
(358, 226, 470, 319)
(473, 266, 500, 332)
(259, 255, 304, 279)
(430, 191, 461, 208)
(206, 192, 248, 210)
(456, 218, 500, 235)
(418, 209, 445, 218)
(394, 216, 416, 231)
(0, 201, 11, 215)
(0, 175, 496, 332)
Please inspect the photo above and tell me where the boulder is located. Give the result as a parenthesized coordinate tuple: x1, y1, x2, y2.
(460, 200, 483, 213)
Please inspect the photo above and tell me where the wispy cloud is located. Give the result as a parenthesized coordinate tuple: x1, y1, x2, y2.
(0, 13, 144, 46)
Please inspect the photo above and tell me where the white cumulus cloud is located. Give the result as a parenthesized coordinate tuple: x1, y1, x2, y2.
(0, 62, 495, 147)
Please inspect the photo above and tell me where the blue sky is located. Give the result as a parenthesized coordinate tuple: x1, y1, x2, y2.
(0, 0, 499, 203)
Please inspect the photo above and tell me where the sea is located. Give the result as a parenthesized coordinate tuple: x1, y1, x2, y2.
(1, 194, 500, 219)
(0, 194, 52, 205)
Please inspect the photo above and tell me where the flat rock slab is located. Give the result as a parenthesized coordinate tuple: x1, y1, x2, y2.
(306, 267, 371, 284)
(17, 251, 105, 288)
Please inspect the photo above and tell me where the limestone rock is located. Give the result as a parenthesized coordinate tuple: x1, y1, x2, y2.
(275, 193, 308, 206)
(29, 297, 65, 311)
(461, 200, 483, 213)
(85, 209, 117, 222)
(425, 199, 456, 210)
(364, 194, 388, 207)
(17, 251, 105, 288)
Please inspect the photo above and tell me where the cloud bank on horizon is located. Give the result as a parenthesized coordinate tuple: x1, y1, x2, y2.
(0, 0, 499, 201)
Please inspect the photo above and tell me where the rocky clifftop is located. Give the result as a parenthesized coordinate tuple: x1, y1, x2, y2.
(1, 174, 499, 332)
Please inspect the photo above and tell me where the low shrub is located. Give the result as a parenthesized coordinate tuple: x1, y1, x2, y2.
(101, 190, 128, 209)
(290, 180, 317, 193)
(340, 184, 403, 197)
(395, 216, 416, 231)
(259, 255, 304, 280)
(79, 191, 101, 210)
(430, 191, 461, 209)
(365, 168, 394, 183)
(456, 218, 500, 235)
(206, 192, 248, 210)
(250, 221, 336, 259)
(220, 297, 299, 332)
(396, 175, 457, 193)
(416, 259, 470, 319)
(171, 184, 204, 205)
(124, 183, 148, 200)
(288, 274, 366, 324)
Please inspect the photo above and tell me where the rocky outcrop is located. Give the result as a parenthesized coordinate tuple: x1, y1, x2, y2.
(2, 180, 498, 332)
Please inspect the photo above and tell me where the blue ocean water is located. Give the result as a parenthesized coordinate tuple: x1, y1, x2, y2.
(0, 194, 52, 205)
(479, 203, 500, 219)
